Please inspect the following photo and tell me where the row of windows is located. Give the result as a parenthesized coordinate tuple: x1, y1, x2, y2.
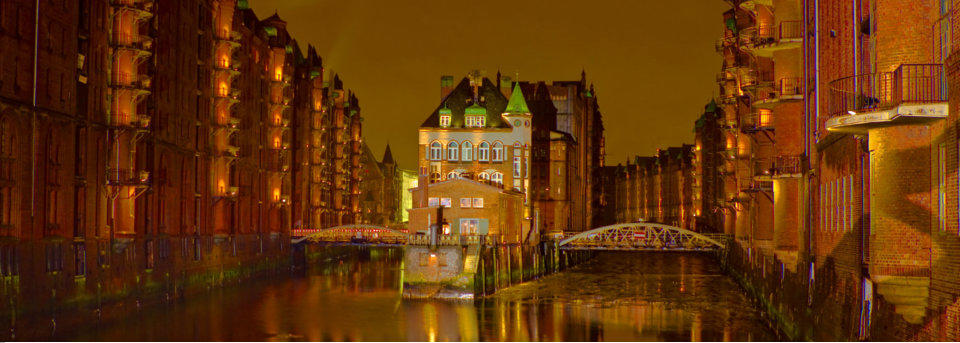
(427, 197, 484, 209)
(429, 141, 504, 162)
(430, 171, 504, 184)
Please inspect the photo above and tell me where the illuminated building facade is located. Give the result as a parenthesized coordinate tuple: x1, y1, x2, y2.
(598, 146, 697, 231)
(0, 0, 368, 332)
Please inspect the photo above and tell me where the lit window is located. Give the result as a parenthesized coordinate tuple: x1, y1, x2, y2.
(491, 172, 503, 185)
(473, 198, 483, 208)
(430, 142, 442, 160)
(447, 171, 460, 180)
(440, 115, 451, 127)
(492, 142, 503, 161)
(478, 142, 489, 161)
(447, 141, 459, 161)
(460, 218, 480, 235)
(513, 156, 522, 178)
(440, 198, 451, 208)
(460, 198, 472, 208)
(428, 197, 439, 207)
(462, 141, 473, 161)
(478, 172, 490, 181)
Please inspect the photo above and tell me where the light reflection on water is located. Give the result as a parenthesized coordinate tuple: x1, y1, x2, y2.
(60, 249, 775, 341)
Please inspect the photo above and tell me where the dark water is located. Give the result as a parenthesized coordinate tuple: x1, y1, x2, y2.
(57, 249, 776, 341)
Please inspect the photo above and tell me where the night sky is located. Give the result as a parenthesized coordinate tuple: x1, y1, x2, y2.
(250, 1, 727, 170)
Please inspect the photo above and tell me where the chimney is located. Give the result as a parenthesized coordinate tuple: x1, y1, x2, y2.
(440, 75, 454, 101)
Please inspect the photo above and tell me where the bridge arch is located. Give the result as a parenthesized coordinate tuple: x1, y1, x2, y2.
(291, 224, 409, 244)
(558, 222, 725, 251)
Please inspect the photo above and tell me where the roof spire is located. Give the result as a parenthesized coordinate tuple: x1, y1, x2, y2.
(504, 82, 530, 114)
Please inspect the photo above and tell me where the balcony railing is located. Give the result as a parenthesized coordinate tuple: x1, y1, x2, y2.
(772, 155, 802, 175)
(827, 64, 946, 120)
(106, 169, 150, 186)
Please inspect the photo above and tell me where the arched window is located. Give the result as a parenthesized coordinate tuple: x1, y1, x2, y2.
(446, 171, 460, 180)
(461, 141, 473, 161)
(478, 172, 490, 182)
(447, 141, 459, 161)
(430, 142, 442, 161)
(491, 172, 503, 185)
(478, 142, 489, 161)
(492, 142, 503, 161)
(429, 172, 440, 183)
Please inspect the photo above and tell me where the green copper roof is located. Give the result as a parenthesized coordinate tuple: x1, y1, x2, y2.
(264, 26, 278, 37)
(465, 103, 486, 115)
(439, 106, 452, 115)
(310, 70, 321, 79)
(504, 83, 529, 114)
(238, 0, 249, 10)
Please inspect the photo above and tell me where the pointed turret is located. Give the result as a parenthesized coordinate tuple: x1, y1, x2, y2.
(382, 144, 395, 165)
(504, 82, 530, 114)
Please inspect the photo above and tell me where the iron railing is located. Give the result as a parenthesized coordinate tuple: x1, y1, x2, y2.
(779, 77, 803, 96)
(772, 155, 802, 175)
(827, 64, 945, 119)
(753, 21, 802, 46)
(106, 169, 150, 186)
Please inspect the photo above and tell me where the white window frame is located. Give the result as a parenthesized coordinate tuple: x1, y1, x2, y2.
(447, 141, 459, 161)
(428, 197, 439, 207)
(430, 142, 442, 161)
(491, 172, 503, 185)
(447, 171, 460, 180)
(440, 115, 451, 127)
(513, 156, 522, 178)
(473, 197, 484, 208)
(440, 198, 451, 208)
(492, 142, 503, 161)
(460, 198, 472, 208)
(478, 142, 489, 161)
(462, 141, 473, 161)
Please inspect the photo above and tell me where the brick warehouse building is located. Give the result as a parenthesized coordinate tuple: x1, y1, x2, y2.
(594, 0, 960, 339)
(0, 0, 391, 336)
(708, 0, 960, 340)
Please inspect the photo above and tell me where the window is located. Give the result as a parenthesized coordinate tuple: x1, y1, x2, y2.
(492, 142, 503, 161)
(440, 198, 452, 208)
(462, 141, 473, 161)
(460, 218, 480, 235)
(0, 244, 17, 277)
(473, 198, 484, 208)
(429, 172, 440, 183)
(428, 197, 439, 207)
(430, 142, 442, 161)
(447, 171, 460, 180)
(491, 172, 503, 185)
(478, 142, 489, 161)
(460, 198, 472, 208)
(478, 172, 490, 181)
(45, 243, 63, 273)
(447, 141, 459, 161)
(73, 242, 86, 276)
(440, 114, 451, 127)
(940, 143, 947, 232)
(513, 156, 522, 178)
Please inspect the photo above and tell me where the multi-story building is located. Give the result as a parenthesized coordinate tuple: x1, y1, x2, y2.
(694, 100, 726, 233)
(413, 70, 604, 237)
(358, 143, 404, 226)
(597, 146, 697, 231)
(0, 1, 369, 335)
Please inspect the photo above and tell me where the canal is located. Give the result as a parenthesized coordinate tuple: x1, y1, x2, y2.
(52, 249, 777, 341)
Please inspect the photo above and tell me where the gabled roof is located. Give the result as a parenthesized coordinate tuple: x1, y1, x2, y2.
(504, 83, 530, 114)
(420, 77, 510, 129)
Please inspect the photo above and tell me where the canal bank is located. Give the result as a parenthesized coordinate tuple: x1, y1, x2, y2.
(44, 251, 776, 341)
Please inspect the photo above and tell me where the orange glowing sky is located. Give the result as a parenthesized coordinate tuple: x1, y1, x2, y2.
(250, 0, 727, 169)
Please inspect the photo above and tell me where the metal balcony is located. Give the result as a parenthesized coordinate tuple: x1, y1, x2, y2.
(751, 21, 802, 57)
(110, 0, 154, 19)
(223, 145, 240, 157)
(752, 77, 803, 109)
(771, 155, 802, 177)
(109, 113, 151, 131)
(826, 64, 947, 133)
(106, 169, 150, 186)
(110, 34, 153, 58)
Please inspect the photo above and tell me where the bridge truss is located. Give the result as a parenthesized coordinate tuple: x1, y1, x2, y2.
(558, 223, 725, 251)
(291, 224, 409, 245)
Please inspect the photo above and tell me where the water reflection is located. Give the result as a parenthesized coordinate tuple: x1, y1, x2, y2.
(57, 249, 774, 341)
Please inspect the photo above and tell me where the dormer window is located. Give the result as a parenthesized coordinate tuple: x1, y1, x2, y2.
(440, 114, 451, 127)
(465, 115, 485, 128)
